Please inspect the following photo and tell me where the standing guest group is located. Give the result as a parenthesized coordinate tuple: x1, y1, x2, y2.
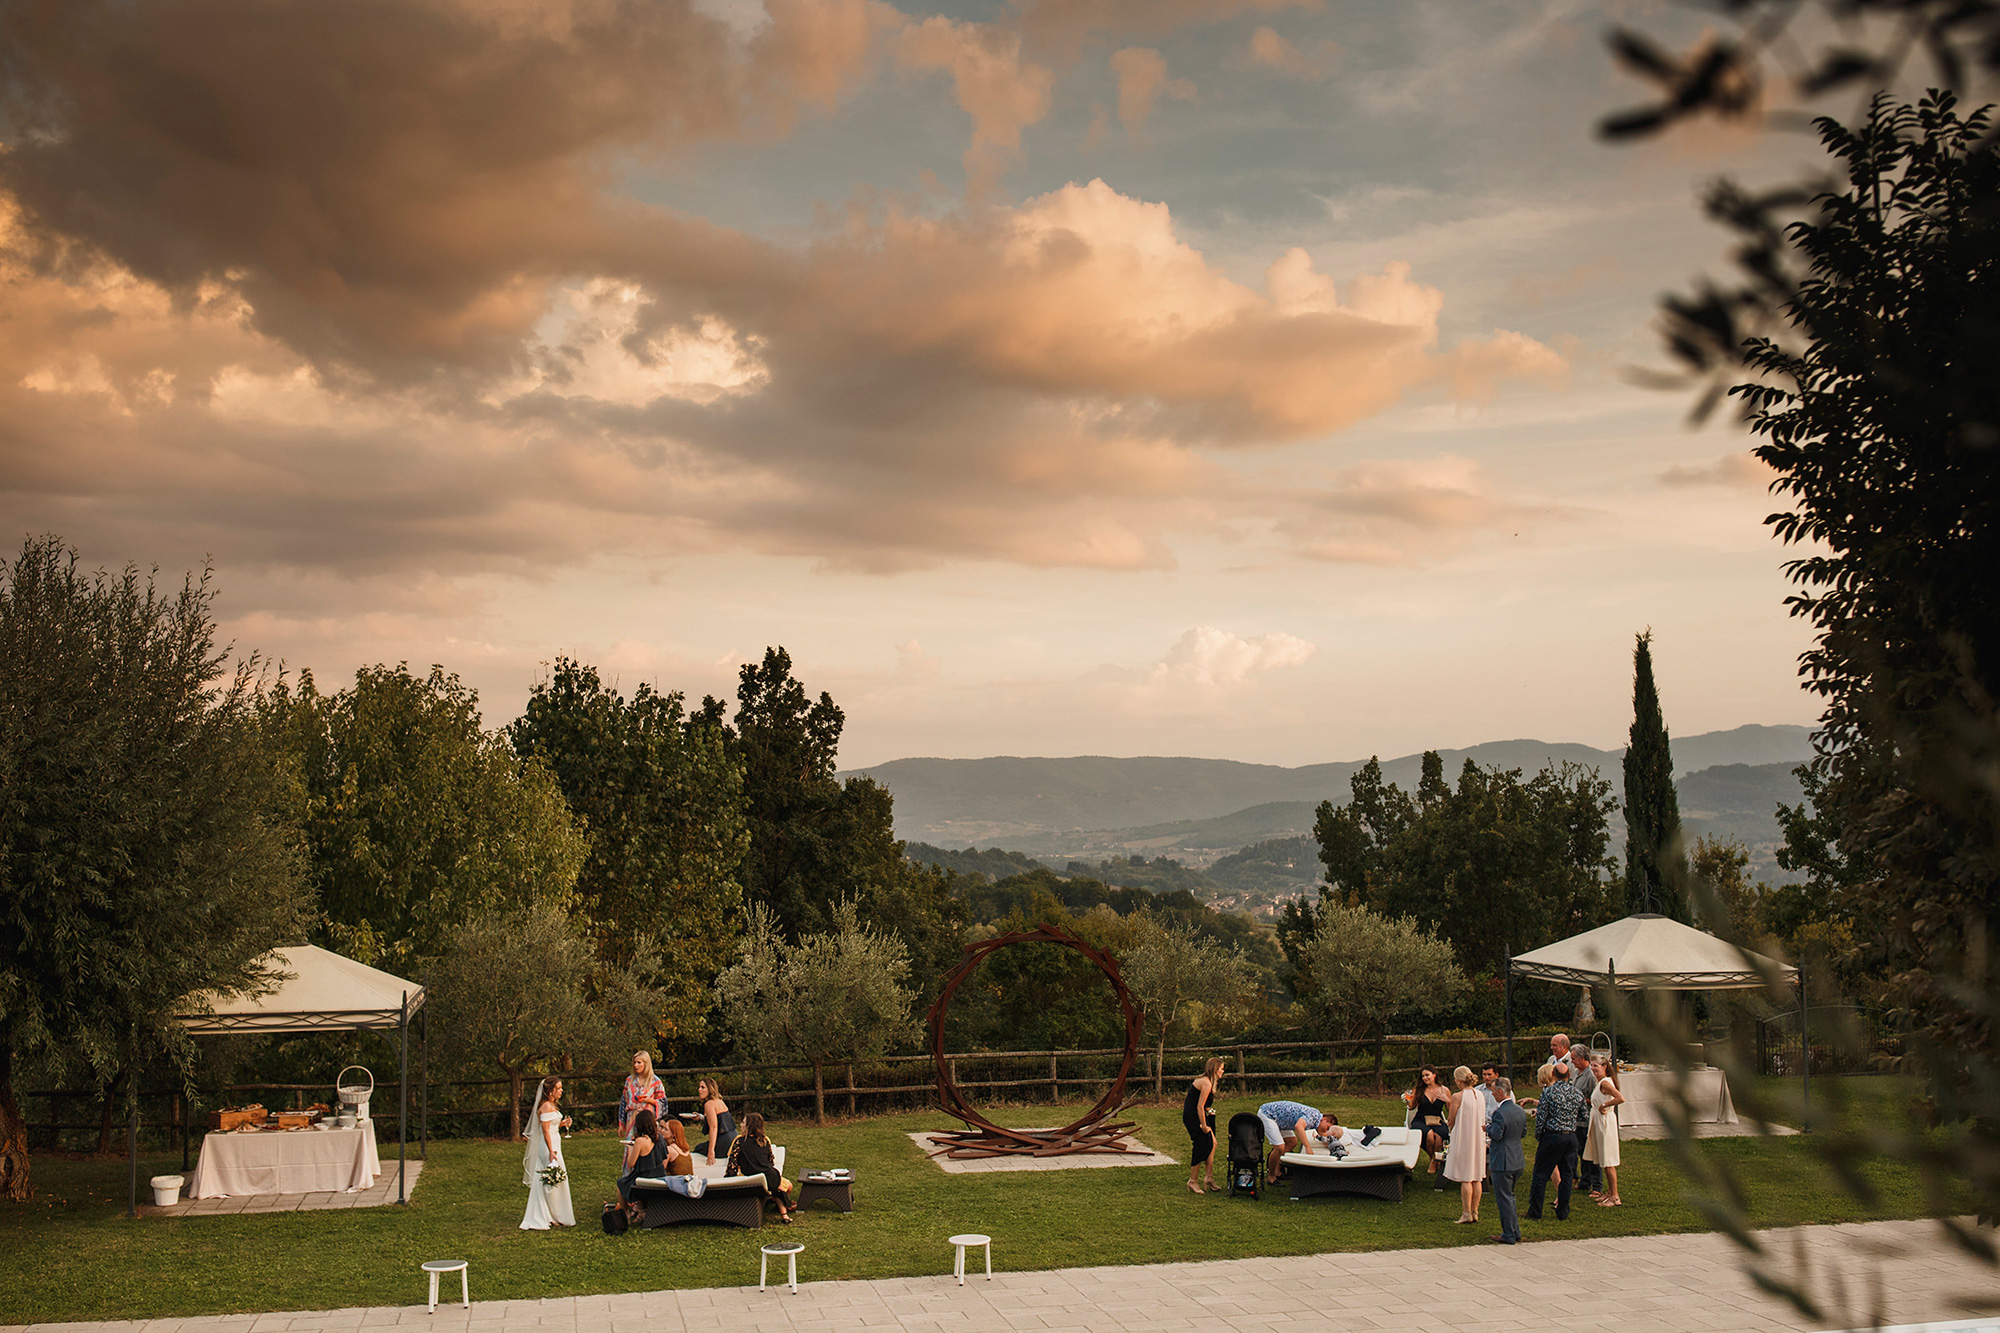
(1184, 1031, 1620, 1245)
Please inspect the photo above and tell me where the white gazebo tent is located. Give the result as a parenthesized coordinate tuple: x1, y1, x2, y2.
(147, 946, 428, 1217)
(1503, 914, 1800, 1114)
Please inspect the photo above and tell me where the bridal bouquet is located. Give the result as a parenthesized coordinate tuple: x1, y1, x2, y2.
(538, 1163, 567, 1187)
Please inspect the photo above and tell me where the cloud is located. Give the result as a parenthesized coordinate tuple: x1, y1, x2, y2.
(1278, 456, 1567, 564)
(1659, 453, 1775, 489)
(1242, 26, 1336, 80)
(0, 8, 1568, 595)
(0, 0, 865, 377)
(1012, 0, 1321, 54)
(893, 16, 1055, 191)
(1070, 625, 1317, 716)
(1108, 48, 1195, 136)
(1149, 626, 1315, 689)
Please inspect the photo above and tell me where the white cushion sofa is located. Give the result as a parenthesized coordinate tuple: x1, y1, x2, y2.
(1278, 1128, 1421, 1201)
(630, 1144, 785, 1228)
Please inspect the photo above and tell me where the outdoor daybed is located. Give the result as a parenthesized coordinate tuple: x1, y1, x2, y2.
(1278, 1128, 1421, 1202)
(630, 1145, 786, 1228)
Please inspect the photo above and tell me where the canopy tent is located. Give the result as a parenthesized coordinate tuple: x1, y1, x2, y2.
(1502, 913, 1805, 1118)
(176, 945, 426, 1035)
(1510, 914, 1795, 992)
(128, 946, 428, 1217)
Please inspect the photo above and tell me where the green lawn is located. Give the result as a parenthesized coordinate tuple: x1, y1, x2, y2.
(0, 1089, 1956, 1325)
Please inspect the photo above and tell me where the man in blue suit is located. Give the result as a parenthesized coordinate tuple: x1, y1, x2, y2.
(1485, 1077, 1528, 1245)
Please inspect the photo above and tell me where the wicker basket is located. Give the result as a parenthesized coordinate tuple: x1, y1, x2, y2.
(337, 1066, 374, 1122)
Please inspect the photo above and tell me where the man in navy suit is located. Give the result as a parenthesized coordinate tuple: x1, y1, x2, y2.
(1485, 1077, 1528, 1245)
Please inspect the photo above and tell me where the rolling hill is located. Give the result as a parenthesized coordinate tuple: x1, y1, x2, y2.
(847, 725, 1813, 849)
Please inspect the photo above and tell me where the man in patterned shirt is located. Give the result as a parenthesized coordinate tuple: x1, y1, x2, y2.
(1526, 1061, 1586, 1221)
(1257, 1100, 1335, 1184)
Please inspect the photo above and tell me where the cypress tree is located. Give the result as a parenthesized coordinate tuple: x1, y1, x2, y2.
(1622, 630, 1685, 919)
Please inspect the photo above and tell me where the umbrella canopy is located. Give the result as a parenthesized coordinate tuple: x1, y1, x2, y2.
(1509, 913, 1796, 991)
(174, 944, 425, 1034)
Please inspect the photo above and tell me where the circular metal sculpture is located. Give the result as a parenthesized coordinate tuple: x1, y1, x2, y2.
(925, 924, 1142, 1158)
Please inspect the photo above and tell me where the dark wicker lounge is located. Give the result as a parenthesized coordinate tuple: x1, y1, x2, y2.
(630, 1175, 770, 1228)
(1285, 1160, 1412, 1202)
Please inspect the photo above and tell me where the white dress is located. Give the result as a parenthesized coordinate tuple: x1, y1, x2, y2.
(521, 1109, 575, 1229)
(1442, 1088, 1488, 1183)
(1584, 1080, 1620, 1169)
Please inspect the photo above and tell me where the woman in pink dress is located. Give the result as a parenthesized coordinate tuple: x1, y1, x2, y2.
(618, 1050, 666, 1140)
(1442, 1065, 1487, 1224)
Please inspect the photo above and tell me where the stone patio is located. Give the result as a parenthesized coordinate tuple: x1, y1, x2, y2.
(143, 1160, 425, 1217)
(14, 1216, 1996, 1333)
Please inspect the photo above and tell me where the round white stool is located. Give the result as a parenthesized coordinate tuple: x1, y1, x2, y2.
(948, 1233, 992, 1286)
(760, 1242, 804, 1294)
(421, 1260, 468, 1312)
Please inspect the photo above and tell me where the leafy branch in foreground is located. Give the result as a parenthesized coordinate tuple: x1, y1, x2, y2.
(1605, 90, 2000, 1325)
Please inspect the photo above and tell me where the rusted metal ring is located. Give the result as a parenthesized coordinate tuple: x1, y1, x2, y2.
(925, 924, 1142, 1147)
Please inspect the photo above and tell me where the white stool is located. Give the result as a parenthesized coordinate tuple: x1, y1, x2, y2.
(421, 1260, 468, 1312)
(760, 1242, 804, 1293)
(948, 1233, 992, 1285)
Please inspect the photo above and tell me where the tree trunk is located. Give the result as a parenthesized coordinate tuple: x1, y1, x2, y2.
(505, 1067, 524, 1141)
(812, 1061, 826, 1126)
(1155, 1035, 1167, 1097)
(0, 1044, 30, 1201)
(1373, 1026, 1387, 1096)
(96, 1072, 120, 1156)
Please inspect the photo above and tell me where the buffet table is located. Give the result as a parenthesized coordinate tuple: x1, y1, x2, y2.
(1613, 1066, 1737, 1128)
(190, 1123, 382, 1198)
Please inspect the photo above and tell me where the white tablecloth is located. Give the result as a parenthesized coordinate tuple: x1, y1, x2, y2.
(1613, 1067, 1737, 1128)
(190, 1123, 382, 1198)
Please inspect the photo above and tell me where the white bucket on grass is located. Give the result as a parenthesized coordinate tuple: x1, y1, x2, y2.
(151, 1175, 184, 1206)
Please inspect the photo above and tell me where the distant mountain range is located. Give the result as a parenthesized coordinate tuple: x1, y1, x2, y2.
(852, 725, 1816, 888)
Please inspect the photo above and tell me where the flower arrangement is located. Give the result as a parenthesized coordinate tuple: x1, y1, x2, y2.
(538, 1163, 567, 1187)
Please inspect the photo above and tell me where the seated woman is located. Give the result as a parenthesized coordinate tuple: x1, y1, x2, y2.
(694, 1076, 737, 1166)
(727, 1111, 795, 1224)
(615, 1109, 683, 1219)
(1408, 1065, 1451, 1187)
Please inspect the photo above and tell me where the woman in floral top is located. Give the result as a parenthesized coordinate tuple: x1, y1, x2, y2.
(619, 1051, 667, 1139)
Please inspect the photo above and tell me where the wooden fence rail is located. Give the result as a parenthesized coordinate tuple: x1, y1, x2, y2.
(23, 1032, 1557, 1150)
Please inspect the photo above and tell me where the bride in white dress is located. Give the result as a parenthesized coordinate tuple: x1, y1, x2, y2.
(520, 1076, 575, 1230)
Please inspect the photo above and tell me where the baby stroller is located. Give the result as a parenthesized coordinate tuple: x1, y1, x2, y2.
(1226, 1112, 1265, 1200)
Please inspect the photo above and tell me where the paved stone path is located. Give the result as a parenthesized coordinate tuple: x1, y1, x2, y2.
(9, 1217, 1997, 1333)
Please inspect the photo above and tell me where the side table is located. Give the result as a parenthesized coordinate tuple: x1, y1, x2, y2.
(796, 1172, 854, 1213)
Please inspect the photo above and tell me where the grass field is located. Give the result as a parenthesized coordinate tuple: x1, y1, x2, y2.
(0, 1085, 1956, 1325)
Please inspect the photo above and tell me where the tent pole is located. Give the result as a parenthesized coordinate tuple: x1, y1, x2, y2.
(1799, 971, 1809, 1131)
(420, 990, 429, 1161)
(1606, 959, 1618, 1066)
(1502, 945, 1514, 1085)
(126, 1060, 138, 1220)
(398, 991, 409, 1205)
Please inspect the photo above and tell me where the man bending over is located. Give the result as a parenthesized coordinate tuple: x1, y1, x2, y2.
(1258, 1100, 1335, 1183)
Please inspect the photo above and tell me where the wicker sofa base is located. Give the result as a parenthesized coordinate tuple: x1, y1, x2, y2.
(633, 1179, 769, 1228)
(1287, 1163, 1410, 1202)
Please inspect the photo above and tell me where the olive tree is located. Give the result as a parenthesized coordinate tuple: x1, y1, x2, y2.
(714, 900, 913, 1124)
(1119, 913, 1253, 1096)
(426, 903, 662, 1139)
(0, 536, 309, 1200)
(1296, 902, 1466, 1094)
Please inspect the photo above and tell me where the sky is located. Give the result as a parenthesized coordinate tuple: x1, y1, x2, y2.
(0, 0, 1841, 768)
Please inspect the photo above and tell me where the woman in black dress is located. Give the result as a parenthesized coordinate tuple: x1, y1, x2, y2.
(1183, 1056, 1224, 1193)
(730, 1111, 796, 1223)
(1408, 1065, 1452, 1186)
(615, 1109, 673, 1222)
